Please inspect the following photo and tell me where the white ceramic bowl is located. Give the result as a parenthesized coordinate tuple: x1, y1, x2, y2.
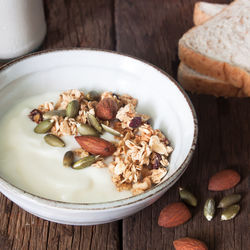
(0, 49, 197, 225)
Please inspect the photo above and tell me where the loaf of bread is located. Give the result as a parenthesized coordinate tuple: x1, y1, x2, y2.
(178, 0, 250, 97)
(193, 2, 227, 25)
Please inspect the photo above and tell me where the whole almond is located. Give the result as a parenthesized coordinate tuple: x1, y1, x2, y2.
(75, 135, 116, 156)
(208, 169, 240, 191)
(173, 237, 208, 250)
(158, 202, 191, 228)
(95, 98, 118, 120)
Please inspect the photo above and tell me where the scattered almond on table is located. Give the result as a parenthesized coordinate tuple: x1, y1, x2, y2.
(173, 237, 208, 250)
(208, 169, 241, 191)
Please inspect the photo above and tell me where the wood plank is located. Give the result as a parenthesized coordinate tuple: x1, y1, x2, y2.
(116, 0, 249, 249)
(0, 0, 118, 249)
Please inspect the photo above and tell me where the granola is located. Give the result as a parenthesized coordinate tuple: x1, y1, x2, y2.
(30, 89, 173, 196)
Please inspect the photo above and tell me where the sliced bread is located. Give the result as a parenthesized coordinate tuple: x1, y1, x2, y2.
(177, 62, 243, 97)
(179, 0, 250, 96)
(193, 2, 227, 25)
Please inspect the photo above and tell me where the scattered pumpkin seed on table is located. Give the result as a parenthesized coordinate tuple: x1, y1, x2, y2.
(34, 119, 54, 134)
(66, 100, 80, 118)
(218, 194, 241, 208)
(179, 187, 198, 207)
(44, 134, 65, 147)
(221, 204, 240, 221)
(204, 198, 215, 221)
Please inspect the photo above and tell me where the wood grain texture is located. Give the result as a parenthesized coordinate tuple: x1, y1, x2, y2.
(116, 0, 249, 249)
(0, 0, 249, 249)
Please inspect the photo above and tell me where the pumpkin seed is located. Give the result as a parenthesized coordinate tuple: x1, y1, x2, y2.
(86, 91, 99, 101)
(87, 113, 102, 133)
(179, 187, 198, 207)
(43, 110, 66, 119)
(34, 119, 54, 134)
(72, 155, 96, 170)
(63, 151, 74, 167)
(44, 134, 65, 147)
(221, 204, 240, 221)
(101, 124, 122, 137)
(204, 198, 215, 221)
(77, 123, 100, 137)
(66, 100, 80, 118)
(218, 194, 241, 208)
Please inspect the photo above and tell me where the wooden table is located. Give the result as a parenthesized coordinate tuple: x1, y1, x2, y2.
(0, 0, 249, 249)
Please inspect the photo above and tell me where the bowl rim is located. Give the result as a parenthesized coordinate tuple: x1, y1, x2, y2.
(0, 48, 198, 210)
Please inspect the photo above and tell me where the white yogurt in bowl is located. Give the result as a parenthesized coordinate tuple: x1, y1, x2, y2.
(0, 49, 197, 225)
(0, 92, 131, 203)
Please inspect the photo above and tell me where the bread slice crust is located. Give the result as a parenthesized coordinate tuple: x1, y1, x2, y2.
(193, 2, 227, 26)
(179, 0, 250, 96)
(177, 62, 243, 97)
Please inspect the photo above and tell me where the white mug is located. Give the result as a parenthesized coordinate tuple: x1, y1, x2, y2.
(0, 0, 47, 60)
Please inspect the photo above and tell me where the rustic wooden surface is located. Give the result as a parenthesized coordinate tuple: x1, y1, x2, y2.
(0, 0, 249, 249)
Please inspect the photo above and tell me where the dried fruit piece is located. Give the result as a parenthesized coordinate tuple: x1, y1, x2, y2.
(77, 123, 100, 137)
(204, 198, 215, 221)
(129, 116, 142, 128)
(34, 119, 54, 134)
(63, 151, 74, 167)
(75, 135, 116, 156)
(86, 91, 100, 101)
(101, 124, 122, 137)
(95, 98, 118, 120)
(29, 109, 43, 123)
(43, 110, 66, 119)
(72, 155, 96, 170)
(221, 204, 240, 221)
(208, 169, 241, 191)
(44, 134, 65, 147)
(66, 100, 80, 118)
(158, 202, 191, 228)
(173, 237, 208, 250)
(179, 187, 198, 207)
(218, 194, 241, 208)
(87, 113, 103, 133)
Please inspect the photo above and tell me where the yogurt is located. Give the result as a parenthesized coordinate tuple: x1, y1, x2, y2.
(0, 93, 132, 203)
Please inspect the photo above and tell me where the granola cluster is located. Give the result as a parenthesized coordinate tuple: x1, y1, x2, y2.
(33, 89, 173, 196)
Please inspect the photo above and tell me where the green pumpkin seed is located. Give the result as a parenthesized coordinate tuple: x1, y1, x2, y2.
(66, 100, 80, 118)
(77, 123, 100, 137)
(218, 194, 241, 208)
(44, 134, 65, 147)
(72, 155, 96, 170)
(87, 113, 102, 133)
(86, 91, 100, 101)
(221, 204, 240, 221)
(43, 110, 66, 119)
(179, 187, 198, 207)
(63, 151, 74, 167)
(101, 124, 122, 137)
(34, 119, 54, 134)
(204, 198, 215, 221)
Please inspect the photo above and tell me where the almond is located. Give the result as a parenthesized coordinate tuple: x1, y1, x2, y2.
(158, 202, 191, 228)
(208, 169, 240, 191)
(95, 98, 118, 120)
(173, 237, 208, 250)
(75, 136, 116, 156)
